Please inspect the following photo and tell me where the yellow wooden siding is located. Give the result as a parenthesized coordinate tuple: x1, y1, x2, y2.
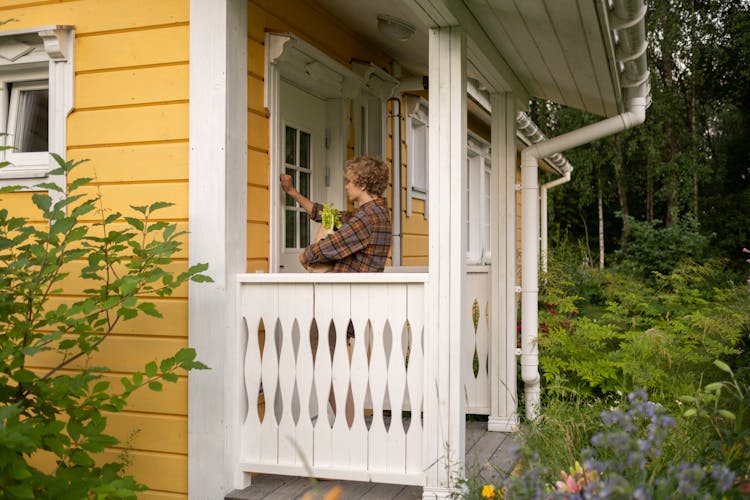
(29, 335, 189, 373)
(106, 412, 187, 455)
(0, 0, 188, 32)
(98, 449, 186, 494)
(0, 2, 191, 496)
(75, 25, 189, 73)
(0, 191, 46, 221)
(45, 296, 188, 337)
(76, 65, 189, 109)
(69, 103, 189, 145)
(69, 143, 188, 184)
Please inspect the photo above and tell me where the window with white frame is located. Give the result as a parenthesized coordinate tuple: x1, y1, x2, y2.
(351, 61, 397, 169)
(354, 92, 385, 162)
(1, 67, 50, 176)
(466, 134, 491, 264)
(405, 95, 428, 217)
(0, 27, 74, 197)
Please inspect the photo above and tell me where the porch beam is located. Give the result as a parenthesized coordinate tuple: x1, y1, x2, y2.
(424, 26, 467, 498)
(188, 0, 248, 497)
(488, 93, 520, 432)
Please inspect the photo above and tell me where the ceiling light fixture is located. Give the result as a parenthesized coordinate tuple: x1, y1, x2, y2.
(377, 14, 416, 42)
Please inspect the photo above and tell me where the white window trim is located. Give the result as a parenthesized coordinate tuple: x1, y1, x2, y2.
(0, 26, 74, 203)
(467, 132, 491, 264)
(405, 95, 429, 218)
(351, 61, 398, 163)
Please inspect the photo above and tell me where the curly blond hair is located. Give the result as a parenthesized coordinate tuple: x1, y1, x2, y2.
(344, 156, 389, 196)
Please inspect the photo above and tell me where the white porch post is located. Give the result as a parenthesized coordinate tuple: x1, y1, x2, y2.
(488, 93, 519, 432)
(424, 26, 467, 498)
(188, 0, 248, 498)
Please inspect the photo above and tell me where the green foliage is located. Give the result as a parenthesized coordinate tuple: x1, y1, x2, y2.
(680, 360, 750, 479)
(538, 251, 748, 401)
(0, 155, 211, 498)
(615, 213, 710, 276)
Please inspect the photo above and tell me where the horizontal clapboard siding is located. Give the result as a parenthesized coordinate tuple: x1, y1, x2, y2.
(1, 2, 191, 498)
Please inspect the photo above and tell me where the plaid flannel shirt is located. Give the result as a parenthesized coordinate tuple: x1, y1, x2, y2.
(302, 198, 392, 272)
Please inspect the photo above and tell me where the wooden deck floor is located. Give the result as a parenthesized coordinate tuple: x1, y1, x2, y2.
(226, 419, 520, 499)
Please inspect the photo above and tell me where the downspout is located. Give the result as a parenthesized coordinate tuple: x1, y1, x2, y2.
(541, 165, 572, 274)
(520, 97, 647, 420)
(388, 96, 402, 266)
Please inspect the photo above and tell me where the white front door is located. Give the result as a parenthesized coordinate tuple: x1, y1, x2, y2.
(279, 80, 328, 272)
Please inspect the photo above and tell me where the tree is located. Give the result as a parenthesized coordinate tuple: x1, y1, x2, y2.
(534, 0, 750, 268)
(0, 155, 211, 498)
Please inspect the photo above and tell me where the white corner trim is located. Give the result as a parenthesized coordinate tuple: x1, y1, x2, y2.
(188, 0, 248, 497)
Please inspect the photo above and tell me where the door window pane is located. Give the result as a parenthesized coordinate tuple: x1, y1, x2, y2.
(285, 209, 296, 248)
(285, 126, 296, 165)
(299, 171, 309, 198)
(284, 168, 295, 206)
(300, 212, 309, 247)
(299, 131, 310, 169)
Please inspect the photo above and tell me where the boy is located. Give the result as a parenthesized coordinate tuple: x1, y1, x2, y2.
(280, 156, 392, 272)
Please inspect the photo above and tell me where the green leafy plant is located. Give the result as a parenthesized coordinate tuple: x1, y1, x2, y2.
(320, 203, 342, 231)
(0, 155, 210, 498)
(538, 257, 748, 401)
(681, 360, 750, 481)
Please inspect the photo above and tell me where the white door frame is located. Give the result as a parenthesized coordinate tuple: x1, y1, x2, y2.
(265, 33, 362, 273)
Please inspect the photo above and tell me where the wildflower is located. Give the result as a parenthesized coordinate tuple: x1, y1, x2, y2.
(555, 461, 598, 494)
(555, 471, 581, 493)
(481, 484, 496, 498)
(323, 485, 342, 500)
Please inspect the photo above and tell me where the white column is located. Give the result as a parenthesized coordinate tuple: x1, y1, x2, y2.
(188, 0, 248, 498)
(423, 26, 467, 499)
(488, 93, 519, 432)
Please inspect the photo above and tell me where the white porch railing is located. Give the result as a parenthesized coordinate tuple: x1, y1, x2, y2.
(236, 273, 427, 485)
(464, 266, 491, 414)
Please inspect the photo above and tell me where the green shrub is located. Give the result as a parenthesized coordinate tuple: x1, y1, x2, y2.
(538, 258, 748, 401)
(0, 156, 210, 498)
(616, 213, 710, 276)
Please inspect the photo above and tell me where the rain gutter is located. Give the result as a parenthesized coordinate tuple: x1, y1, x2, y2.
(520, 0, 650, 420)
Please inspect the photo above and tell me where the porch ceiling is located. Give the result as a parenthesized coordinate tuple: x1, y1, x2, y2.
(316, 0, 627, 117)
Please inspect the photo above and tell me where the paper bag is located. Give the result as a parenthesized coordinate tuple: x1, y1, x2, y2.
(305, 225, 335, 273)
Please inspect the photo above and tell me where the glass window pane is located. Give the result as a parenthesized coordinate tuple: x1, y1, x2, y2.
(412, 122, 427, 193)
(285, 168, 295, 206)
(285, 126, 296, 165)
(360, 106, 367, 154)
(300, 212, 309, 247)
(299, 172, 310, 198)
(285, 209, 296, 248)
(466, 157, 471, 252)
(299, 131, 310, 169)
(484, 168, 491, 257)
(14, 89, 48, 152)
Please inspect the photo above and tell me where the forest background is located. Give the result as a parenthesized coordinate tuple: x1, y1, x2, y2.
(531, 0, 749, 271)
